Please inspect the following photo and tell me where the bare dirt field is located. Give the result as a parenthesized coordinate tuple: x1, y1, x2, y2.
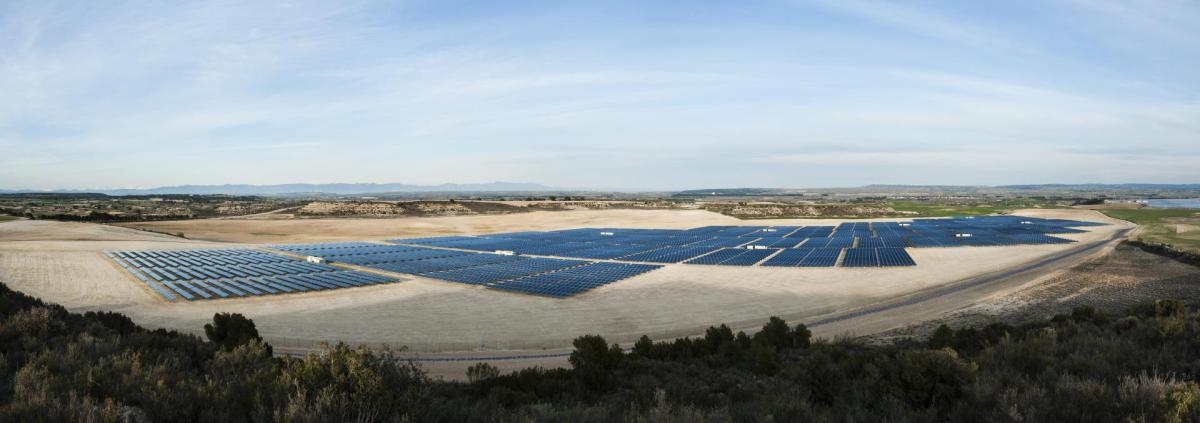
(1, 208, 1133, 379)
(116, 209, 745, 243)
(115, 208, 985, 244)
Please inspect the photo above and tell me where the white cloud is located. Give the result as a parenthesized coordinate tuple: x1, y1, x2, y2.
(1, 0, 1197, 189)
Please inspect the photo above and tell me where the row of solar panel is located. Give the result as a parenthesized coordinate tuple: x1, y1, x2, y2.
(134, 261, 339, 282)
(426, 257, 586, 285)
(331, 248, 463, 266)
(281, 239, 915, 269)
(268, 242, 666, 298)
(842, 248, 917, 267)
(400, 216, 1093, 243)
(493, 262, 660, 297)
(284, 240, 839, 269)
(269, 242, 385, 253)
(686, 248, 779, 266)
(270, 243, 424, 258)
(386, 217, 1093, 259)
(151, 272, 395, 301)
(906, 233, 1076, 247)
(387, 233, 962, 258)
(114, 253, 293, 269)
(338, 251, 662, 297)
(107, 249, 401, 301)
(114, 248, 277, 258)
(759, 248, 842, 267)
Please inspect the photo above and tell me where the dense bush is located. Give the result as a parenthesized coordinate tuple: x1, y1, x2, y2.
(2, 281, 1200, 422)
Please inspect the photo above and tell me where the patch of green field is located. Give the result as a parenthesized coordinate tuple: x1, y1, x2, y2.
(1098, 208, 1200, 254)
(0, 215, 20, 222)
(887, 199, 1061, 217)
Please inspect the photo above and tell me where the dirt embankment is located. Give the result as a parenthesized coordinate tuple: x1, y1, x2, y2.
(297, 201, 526, 217)
(704, 203, 916, 219)
(869, 243, 1200, 344)
(296, 200, 692, 218)
(522, 200, 687, 211)
(1123, 240, 1200, 268)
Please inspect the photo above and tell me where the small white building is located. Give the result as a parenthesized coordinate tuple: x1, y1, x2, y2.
(495, 250, 516, 256)
(306, 256, 326, 264)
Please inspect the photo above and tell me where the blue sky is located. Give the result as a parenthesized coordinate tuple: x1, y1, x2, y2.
(2, 0, 1197, 190)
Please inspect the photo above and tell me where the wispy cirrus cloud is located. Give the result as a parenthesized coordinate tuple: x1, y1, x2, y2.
(1, 0, 1197, 190)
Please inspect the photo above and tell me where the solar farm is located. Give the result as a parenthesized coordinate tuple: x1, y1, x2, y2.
(106, 215, 1103, 301)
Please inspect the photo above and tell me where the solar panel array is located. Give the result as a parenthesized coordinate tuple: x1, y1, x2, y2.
(107, 248, 400, 302)
(488, 262, 661, 297)
(113, 216, 1100, 301)
(265, 242, 663, 298)
(384, 216, 1095, 270)
(686, 248, 780, 266)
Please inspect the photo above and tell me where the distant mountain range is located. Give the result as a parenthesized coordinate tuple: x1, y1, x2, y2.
(0, 182, 570, 196)
(4, 183, 1198, 197)
(996, 184, 1200, 190)
(672, 184, 1200, 198)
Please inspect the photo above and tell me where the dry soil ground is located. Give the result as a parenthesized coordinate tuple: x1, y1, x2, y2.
(870, 242, 1200, 343)
(1, 208, 1132, 379)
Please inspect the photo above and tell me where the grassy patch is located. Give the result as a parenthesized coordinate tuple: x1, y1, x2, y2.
(0, 215, 20, 222)
(1099, 208, 1200, 253)
(887, 199, 1061, 217)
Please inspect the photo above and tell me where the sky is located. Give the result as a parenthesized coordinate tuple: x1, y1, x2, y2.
(2, 0, 1198, 191)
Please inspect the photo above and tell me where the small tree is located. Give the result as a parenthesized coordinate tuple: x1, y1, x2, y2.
(569, 335, 623, 389)
(736, 331, 752, 350)
(466, 362, 499, 383)
(928, 324, 955, 349)
(632, 335, 655, 359)
(792, 323, 812, 349)
(761, 317, 792, 349)
(704, 324, 735, 353)
(750, 332, 780, 375)
(205, 313, 269, 354)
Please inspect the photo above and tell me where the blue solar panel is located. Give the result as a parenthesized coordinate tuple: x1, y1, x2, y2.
(491, 262, 662, 297)
(686, 248, 745, 265)
(760, 248, 812, 267)
(798, 248, 841, 267)
(878, 248, 917, 266)
(841, 248, 879, 267)
(423, 257, 587, 286)
(620, 246, 722, 263)
(722, 249, 778, 266)
(685, 248, 778, 266)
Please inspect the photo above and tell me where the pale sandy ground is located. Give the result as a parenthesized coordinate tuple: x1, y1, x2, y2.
(116, 209, 740, 243)
(115, 208, 973, 244)
(1, 208, 1130, 379)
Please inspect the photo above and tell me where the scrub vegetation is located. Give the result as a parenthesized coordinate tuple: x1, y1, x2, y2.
(3, 282, 1200, 422)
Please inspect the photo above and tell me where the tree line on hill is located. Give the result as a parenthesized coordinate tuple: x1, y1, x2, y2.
(1, 281, 1199, 421)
